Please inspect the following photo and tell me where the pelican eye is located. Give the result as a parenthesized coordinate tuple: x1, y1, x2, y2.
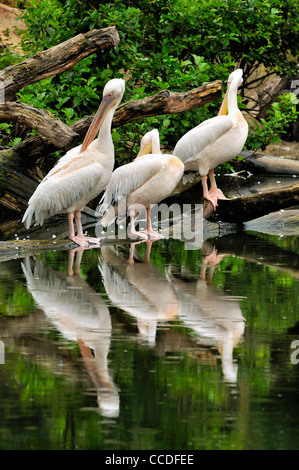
(103, 92, 114, 102)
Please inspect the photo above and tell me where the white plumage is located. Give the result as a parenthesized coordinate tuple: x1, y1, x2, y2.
(21, 253, 119, 417)
(22, 78, 125, 247)
(173, 69, 248, 209)
(99, 244, 179, 344)
(100, 128, 184, 239)
(168, 259, 245, 384)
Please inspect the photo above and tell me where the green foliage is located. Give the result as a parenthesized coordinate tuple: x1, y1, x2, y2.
(0, 43, 21, 70)
(246, 93, 299, 152)
(19, 0, 70, 51)
(1, 0, 298, 165)
(0, 280, 34, 316)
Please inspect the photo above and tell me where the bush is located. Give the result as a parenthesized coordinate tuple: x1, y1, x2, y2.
(246, 92, 299, 153)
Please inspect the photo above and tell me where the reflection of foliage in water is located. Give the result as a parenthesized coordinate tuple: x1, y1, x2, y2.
(0, 282, 34, 317)
(0, 260, 35, 317)
(0, 234, 298, 449)
(253, 232, 299, 256)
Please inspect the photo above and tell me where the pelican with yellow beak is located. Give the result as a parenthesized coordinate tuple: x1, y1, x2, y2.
(100, 128, 184, 239)
(22, 78, 125, 247)
(173, 69, 248, 209)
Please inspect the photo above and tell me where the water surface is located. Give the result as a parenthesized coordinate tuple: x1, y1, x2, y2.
(0, 225, 298, 450)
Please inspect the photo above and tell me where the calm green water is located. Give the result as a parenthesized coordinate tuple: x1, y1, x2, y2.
(0, 231, 298, 450)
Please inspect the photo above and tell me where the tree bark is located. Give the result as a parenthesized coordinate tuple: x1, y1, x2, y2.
(113, 80, 222, 126)
(203, 182, 299, 223)
(0, 150, 40, 214)
(242, 152, 299, 176)
(0, 27, 120, 100)
(0, 101, 79, 148)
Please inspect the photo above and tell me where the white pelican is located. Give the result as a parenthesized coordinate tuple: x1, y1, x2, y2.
(100, 128, 184, 239)
(22, 78, 125, 247)
(168, 253, 245, 384)
(173, 69, 248, 209)
(21, 252, 119, 417)
(99, 242, 179, 344)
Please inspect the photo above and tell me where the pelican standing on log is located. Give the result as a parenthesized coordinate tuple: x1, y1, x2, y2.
(173, 69, 248, 209)
(100, 129, 184, 239)
(22, 78, 125, 247)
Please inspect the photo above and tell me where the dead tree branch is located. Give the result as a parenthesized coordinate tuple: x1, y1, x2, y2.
(113, 80, 222, 126)
(204, 182, 299, 223)
(0, 27, 120, 100)
(0, 102, 79, 148)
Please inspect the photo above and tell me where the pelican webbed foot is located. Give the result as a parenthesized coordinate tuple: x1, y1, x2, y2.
(139, 229, 162, 240)
(128, 229, 149, 241)
(205, 188, 218, 210)
(69, 235, 89, 248)
(213, 188, 230, 201)
(70, 235, 101, 248)
(82, 236, 101, 246)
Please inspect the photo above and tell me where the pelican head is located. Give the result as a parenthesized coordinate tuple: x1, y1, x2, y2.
(227, 68, 243, 86)
(218, 68, 243, 116)
(103, 78, 126, 107)
(136, 128, 161, 158)
(81, 78, 125, 152)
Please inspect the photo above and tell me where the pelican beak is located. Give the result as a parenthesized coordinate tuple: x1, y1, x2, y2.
(136, 141, 152, 158)
(218, 82, 231, 116)
(80, 93, 116, 152)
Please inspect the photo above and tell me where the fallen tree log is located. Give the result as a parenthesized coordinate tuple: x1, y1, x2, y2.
(0, 101, 79, 148)
(113, 80, 222, 125)
(0, 151, 41, 214)
(239, 151, 299, 175)
(0, 27, 120, 100)
(203, 181, 299, 223)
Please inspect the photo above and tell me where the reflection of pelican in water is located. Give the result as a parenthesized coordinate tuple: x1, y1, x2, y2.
(21, 250, 119, 417)
(99, 241, 179, 344)
(168, 249, 245, 384)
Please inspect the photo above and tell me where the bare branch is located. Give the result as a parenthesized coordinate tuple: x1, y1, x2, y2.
(0, 27, 120, 99)
(245, 71, 276, 89)
(204, 182, 299, 222)
(112, 80, 222, 126)
(0, 102, 79, 148)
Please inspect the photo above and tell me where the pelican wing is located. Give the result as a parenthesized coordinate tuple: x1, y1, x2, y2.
(173, 115, 233, 164)
(43, 145, 90, 181)
(23, 162, 104, 227)
(100, 154, 164, 211)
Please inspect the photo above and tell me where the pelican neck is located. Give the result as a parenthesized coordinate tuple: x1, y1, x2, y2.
(227, 77, 240, 113)
(151, 134, 161, 154)
(96, 108, 115, 145)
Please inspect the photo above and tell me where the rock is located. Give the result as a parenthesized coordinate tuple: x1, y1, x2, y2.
(245, 209, 299, 236)
(240, 151, 299, 175)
